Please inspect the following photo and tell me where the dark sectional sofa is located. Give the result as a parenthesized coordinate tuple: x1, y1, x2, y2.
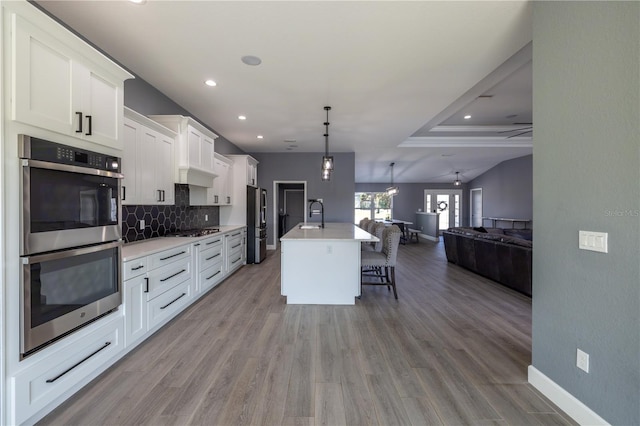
(442, 227, 532, 296)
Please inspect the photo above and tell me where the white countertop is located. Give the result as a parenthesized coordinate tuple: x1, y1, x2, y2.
(280, 223, 378, 242)
(122, 225, 245, 261)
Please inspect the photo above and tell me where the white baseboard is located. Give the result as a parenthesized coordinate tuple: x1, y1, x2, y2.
(528, 365, 609, 425)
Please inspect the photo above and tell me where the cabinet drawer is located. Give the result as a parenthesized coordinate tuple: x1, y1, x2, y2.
(123, 257, 148, 281)
(228, 236, 243, 254)
(199, 261, 224, 293)
(148, 245, 191, 269)
(148, 280, 191, 330)
(11, 315, 124, 425)
(200, 234, 223, 248)
(199, 244, 223, 270)
(147, 258, 191, 300)
(228, 251, 244, 271)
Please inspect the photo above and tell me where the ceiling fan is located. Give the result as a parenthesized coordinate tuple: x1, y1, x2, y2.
(499, 123, 533, 138)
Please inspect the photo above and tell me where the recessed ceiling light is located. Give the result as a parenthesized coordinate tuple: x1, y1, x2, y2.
(129, 0, 146, 4)
(204, 79, 217, 87)
(238, 115, 246, 120)
(464, 115, 471, 120)
(241, 55, 262, 66)
(257, 135, 263, 139)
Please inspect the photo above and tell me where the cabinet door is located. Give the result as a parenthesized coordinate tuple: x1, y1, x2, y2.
(220, 162, 231, 204)
(122, 119, 140, 205)
(12, 13, 76, 135)
(81, 64, 122, 148)
(210, 158, 226, 205)
(11, 13, 123, 149)
(124, 275, 149, 347)
(156, 133, 175, 205)
(137, 129, 158, 204)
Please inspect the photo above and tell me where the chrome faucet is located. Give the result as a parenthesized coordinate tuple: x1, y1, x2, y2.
(308, 199, 325, 228)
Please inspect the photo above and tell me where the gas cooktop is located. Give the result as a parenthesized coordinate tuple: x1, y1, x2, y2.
(166, 228, 220, 237)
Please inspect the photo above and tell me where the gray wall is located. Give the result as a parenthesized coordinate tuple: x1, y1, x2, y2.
(124, 78, 245, 155)
(468, 154, 533, 223)
(252, 152, 355, 246)
(532, 2, 639, 424)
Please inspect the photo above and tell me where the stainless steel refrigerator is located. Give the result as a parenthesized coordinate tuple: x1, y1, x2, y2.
(247, 186, 267, 263)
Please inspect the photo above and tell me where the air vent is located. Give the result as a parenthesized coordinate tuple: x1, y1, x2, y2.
(284, 139, 296, 143)
(478, 95, 493, 99)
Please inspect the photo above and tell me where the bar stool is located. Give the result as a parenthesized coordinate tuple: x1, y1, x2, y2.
(361, 225, 402, 299)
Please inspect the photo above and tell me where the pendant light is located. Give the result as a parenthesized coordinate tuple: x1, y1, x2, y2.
(453, 171, 462, 186)
(321, 106, 333, 181)
(386, 162, 399, 196)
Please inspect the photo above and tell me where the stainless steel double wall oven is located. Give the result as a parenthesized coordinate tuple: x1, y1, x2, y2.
(19, 135, 123, 357)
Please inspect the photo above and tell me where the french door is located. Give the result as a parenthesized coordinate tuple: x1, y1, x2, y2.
(424, 190, 462, 233)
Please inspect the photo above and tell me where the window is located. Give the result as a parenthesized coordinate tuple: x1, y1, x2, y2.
(355, 192, 392, 223)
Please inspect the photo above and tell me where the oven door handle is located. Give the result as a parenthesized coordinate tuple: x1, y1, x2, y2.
(21, 240, 123, 264)
(22, 158, 124, 179)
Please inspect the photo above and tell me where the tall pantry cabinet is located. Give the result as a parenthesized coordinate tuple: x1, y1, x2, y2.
(2, 1, 133, 425)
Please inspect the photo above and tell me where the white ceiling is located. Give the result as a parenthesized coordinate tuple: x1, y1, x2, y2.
(36, 0, 533, 184)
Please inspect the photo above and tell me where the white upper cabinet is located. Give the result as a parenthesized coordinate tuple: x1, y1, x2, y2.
(208, 153, 233, 206)
(7, 3, 132, 149)
(122, 108, 176, 205)
(149, 115, 218, 187)
(247, 159, 258, 188)
(219, 155, 259, 225)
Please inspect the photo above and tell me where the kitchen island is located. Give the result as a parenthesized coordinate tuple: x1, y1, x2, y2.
(280, 223, 378, 304)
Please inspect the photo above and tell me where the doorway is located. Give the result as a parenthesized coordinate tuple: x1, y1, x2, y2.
(273, 181, 307, 249)
(470, 188, 483, 227)
(424, 189, 463, 233)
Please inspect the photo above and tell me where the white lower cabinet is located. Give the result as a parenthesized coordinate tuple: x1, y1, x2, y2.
(10, 314, 124, 425)
(123, 227, 246, 350)
(148, 280, 192, 330)
(226, 229, 246, 274)
(195, 235, 225, 294)
(123, 244, 192, 348)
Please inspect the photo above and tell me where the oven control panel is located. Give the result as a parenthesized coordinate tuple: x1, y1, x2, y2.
(19, 135, 120, 172)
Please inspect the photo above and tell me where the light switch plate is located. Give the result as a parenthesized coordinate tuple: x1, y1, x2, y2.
(579, 230, 608, 253)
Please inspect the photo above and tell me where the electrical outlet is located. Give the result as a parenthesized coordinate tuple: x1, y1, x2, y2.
(577, 348, 590, 373)
(205, 214, 209, 222)
(139, 219, 145, 230)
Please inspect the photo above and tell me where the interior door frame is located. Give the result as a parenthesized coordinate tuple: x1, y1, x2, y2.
(423, 189, 463, 233)
(470, 187, 483, 227)
(272, 180, 307, 249)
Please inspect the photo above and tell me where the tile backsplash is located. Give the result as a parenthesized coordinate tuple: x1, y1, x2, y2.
(122, 184, 219, 243)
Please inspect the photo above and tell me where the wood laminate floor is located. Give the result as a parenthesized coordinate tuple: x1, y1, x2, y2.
(39, 239, 575, 426)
